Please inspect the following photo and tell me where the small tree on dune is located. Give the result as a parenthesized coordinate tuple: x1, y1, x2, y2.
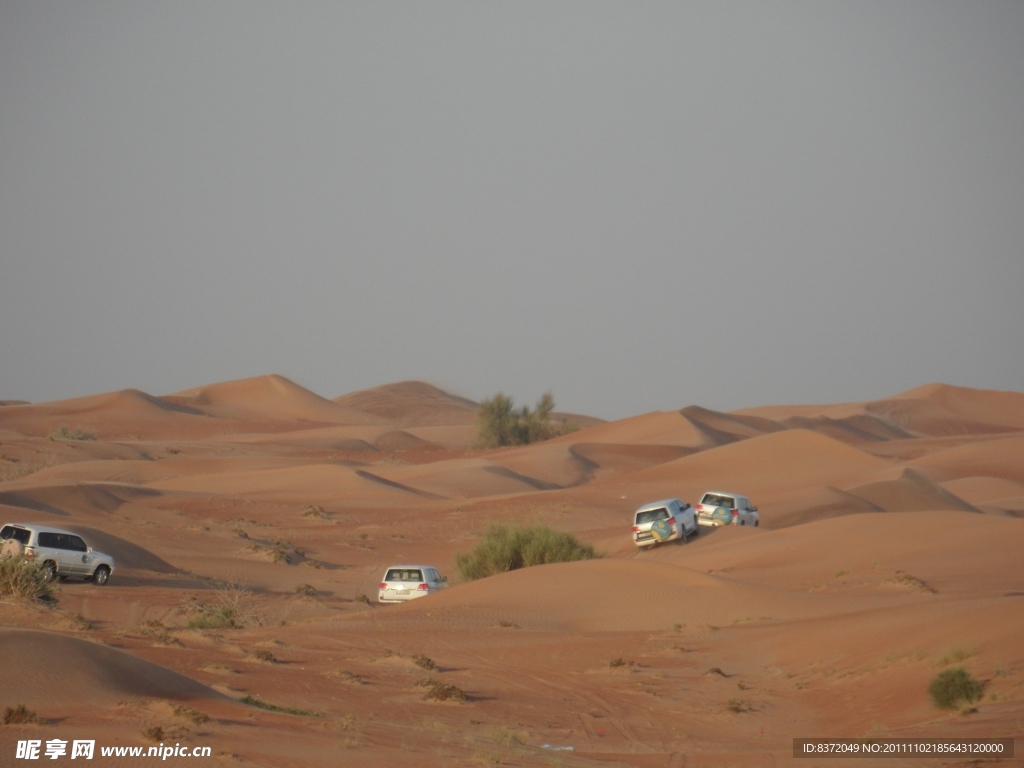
(475, 392, 574, 448)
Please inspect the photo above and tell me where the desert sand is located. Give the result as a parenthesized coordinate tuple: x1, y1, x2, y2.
(0, 376, 1021, 767)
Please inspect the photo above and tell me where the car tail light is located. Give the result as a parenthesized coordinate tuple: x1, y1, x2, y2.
(631, 526, 640, 532)
(379, 582, 388, 589)
(417, 583, 429, 591)
(25, 548, 34, 560)
(731, 509, 738, 517)
(696, 504, 704, 511)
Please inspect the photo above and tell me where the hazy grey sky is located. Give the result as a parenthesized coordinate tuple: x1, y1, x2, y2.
(2, 2, 1021, 419)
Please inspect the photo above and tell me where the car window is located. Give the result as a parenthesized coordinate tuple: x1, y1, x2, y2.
(38, 532, 61, 549)
(1, 526, 31, 545)
(67, 535, 88, 552)
(636, 508, 670, 524)
(701, 494, 734, 507)
(428, 569, 439, 582)
(385, 569, 423, 582)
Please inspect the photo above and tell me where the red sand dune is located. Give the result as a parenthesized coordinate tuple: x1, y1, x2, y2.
(1, 379, 1021, 767)
(0, 629, 224, 707)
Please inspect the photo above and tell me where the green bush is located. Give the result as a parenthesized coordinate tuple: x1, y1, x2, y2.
(475, 392, 577, 448)
(0, 555, 57, 604)
(455, 523, 598, 581)
(928, 667, 984, 710)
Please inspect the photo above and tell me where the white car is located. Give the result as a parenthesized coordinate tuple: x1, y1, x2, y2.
(378, 564, 448, 603)
(632, 498, 699, 547)
(695, 492, 760, 527)
(0, 523, 116, 585)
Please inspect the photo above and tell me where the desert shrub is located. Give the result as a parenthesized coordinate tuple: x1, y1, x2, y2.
(475, 392, 576, 448)
(0, 556, 57, 604)
(49, 424, 97, 441)
(186, 584, 261, 629)
(173, 705, 209, 725)
(455, 523, 598, 581)
(239, 695, 321, 717)
(421, 681, 466, 702)
(4, 704, 40, 724)
(928, 667, 984, 710)
(250, 649, 278, 663)
(412, 654, 436, 670)
(143, 726, 164, 742)
(295, 583, 317, 597)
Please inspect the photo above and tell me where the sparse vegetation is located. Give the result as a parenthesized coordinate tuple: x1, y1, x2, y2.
(491, 726, 526, 746)
(608, 658, 627, 668)
(355, 593, 371, 604)
(49, 424, 97, 441)
(937, 645, 973, 666)
(173, 706, 209, 725)
(0, 453, 59, 482)
(239, 694, 321, 717)
(412, 654, 436, 670)
(0, 555, 58, 604)
(294, 583, 317, 597)
(302, 504, 330, 519)
(325, 669, 365, 685)
(890, 571, 936, 594)
(143, 726, 165, 742)
(928, 667, 984, 710)
(420, 680, 467, 702)
(250, 649, 278, 663)
(4, 704, 40, 725)
(185, 584, 261, 629)
(727, 699, 753, 713)
(455, 523, 598, 581)
(475, 392, 577, 448)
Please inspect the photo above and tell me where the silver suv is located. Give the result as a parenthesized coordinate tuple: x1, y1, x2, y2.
(632, 499, 699, 547)
(0, 523, 116, 585)
(378, 565, 448, 603)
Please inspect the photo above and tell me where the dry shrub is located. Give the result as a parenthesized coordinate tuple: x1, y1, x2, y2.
(421, 680, 466, 702)
(50, 424, 97, 441)
(302, 504, 329, 519)
(250, 649, 278, 663)
(0, 555, 57, 604)
(727, 699, 753, 713)
(294, 583, 317, 597)
(4, 704, 40, 725)
(890, 571, 936, 593)
(143, 726, 164, 742)
(186, 583, 262, 630)
(173, 705, 209, 725)
(326, 670, 365, 685)
(412, 654, 436, 670)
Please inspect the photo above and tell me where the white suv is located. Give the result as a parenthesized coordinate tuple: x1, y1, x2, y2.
(695, 492, 760, 527)
(378, 565, 448, 603)
(0, 523, 116, 585)
(632, 499, 699, 547)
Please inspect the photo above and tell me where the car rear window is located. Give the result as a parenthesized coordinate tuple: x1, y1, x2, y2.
(385, 569, 423, 582)
(701, 494, 735, 507)
(1, 526, 31, 545)
(636, 508, 670, 524)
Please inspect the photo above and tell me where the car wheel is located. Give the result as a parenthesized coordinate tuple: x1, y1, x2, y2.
(92, 565, 110, 586)
(754, 520, 759, 527)
(42, 561, 57, 583)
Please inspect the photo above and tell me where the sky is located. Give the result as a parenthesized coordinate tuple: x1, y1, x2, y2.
(1, 2, 1022, 420)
